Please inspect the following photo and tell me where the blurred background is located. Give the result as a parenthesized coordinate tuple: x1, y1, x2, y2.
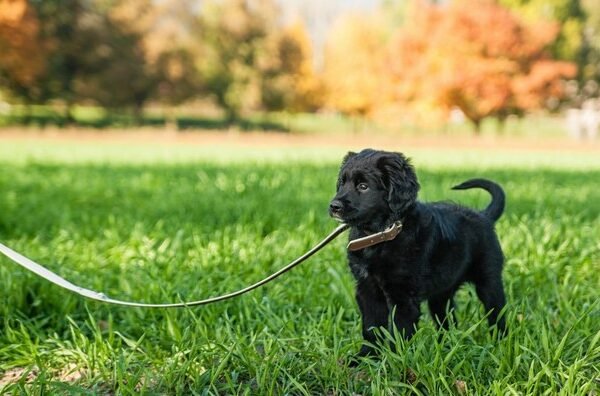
(0, 0, 599, 139)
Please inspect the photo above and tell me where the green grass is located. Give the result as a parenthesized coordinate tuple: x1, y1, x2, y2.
(0, 142, 599, 394)
(0, 103, 571, 137)
(0, 105, 290, 132)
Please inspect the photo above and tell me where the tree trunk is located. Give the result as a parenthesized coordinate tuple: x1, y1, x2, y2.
(497, 115, 507, 135)
(23, 103, 33, 125)
(472, 119, 482, 135)
(133, 102, 144, 125)
(224, 107, 238, 127)
(164, 107, 178, 131)
(64, 101, 75, 126)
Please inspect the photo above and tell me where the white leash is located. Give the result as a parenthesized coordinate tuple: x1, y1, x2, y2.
(0, 223, 349, 308)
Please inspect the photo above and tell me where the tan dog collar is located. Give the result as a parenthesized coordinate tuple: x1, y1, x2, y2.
(347, 221, 403, 251)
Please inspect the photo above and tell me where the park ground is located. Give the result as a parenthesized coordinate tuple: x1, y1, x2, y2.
(0, 128, 599, 394)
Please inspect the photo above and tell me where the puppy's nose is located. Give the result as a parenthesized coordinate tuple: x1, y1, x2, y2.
(329, 200, 344, 214)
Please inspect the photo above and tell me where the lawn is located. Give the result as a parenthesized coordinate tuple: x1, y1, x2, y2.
(0, 103, 573, 138)
(0, 137, 599, 394)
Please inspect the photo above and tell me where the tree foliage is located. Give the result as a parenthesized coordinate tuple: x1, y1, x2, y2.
(0, 0, 48, 104)
(72, 0, 201, 120)
(197, 0, 320, 121)
(1, 0, 201, 121)
(261, 20, 324, 113)
(33, 0, 102, 119)
(197, 0, 273, 121)
(323, 14, 388, 116)
(580, 0, 600, 94)
(0, 0, 594, 131)
(388, 0, 577, 132)
(499, 0, 586, 63)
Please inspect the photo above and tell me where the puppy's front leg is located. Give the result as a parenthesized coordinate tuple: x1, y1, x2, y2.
(390, 296, 421, 340)
(355, 276, 389, 357)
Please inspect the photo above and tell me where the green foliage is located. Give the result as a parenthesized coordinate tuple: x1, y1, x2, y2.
(197, 0, 319, 121)
(29, 0, 140, 117)
(0, 0, 201, 121)
(581, 0, 600, 83)
(499, 0, 586, 67)
(198, 0, 274, 121)
(76, 10, 154, 116)
(0, 144, 599, 393)
(0, 0, 90, 110)
(2, 0, 598, 130)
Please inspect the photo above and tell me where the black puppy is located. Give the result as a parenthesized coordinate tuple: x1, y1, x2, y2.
(329, 149, 507, 359)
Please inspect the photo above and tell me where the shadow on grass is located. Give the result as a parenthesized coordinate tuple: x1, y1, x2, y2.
(0, 111, 289, 132)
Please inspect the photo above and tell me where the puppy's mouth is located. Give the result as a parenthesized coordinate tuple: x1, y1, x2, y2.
(330, 208, 383, 229)
(330, 213, 345, 223)
(329, 200, 360, 224)
(329, 209, 359, 225)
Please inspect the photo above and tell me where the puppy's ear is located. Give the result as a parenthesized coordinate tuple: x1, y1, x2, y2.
(337, 151, 357, 189)
(377, 152, 420, 214)
(341, 151, 357, 166)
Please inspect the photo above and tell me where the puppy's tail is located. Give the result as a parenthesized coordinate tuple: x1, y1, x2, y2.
(452, 178, 505, 222)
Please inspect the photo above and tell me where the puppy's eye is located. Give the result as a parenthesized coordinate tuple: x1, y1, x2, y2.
(357, 183, 369, 192)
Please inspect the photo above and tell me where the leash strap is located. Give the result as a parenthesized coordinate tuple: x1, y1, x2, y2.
(0, 223, 349, 308)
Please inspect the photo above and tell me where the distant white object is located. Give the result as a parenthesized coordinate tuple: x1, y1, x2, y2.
(565, 99, 600, 140)
(449, 107, 465, 124)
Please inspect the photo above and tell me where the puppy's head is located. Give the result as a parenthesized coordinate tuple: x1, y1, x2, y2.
(329, 149, 419, 229)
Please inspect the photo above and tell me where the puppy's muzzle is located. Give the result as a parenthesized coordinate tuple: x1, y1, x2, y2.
(329, 199, 344, 219)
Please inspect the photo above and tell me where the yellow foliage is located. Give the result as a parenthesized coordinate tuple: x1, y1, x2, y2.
(0, 0, 26, 23)
(323, 13, 389, 116)
(280, 20, 324, 112)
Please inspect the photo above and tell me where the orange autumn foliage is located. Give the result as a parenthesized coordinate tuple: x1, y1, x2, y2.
(0, 0, 46, 92)
(388, 0, 577, 131)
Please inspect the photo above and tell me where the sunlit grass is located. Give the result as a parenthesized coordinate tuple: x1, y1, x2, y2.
(0, 142, 598, 394)
(0, 104, 573, 139)
(2, 136, 600, 170)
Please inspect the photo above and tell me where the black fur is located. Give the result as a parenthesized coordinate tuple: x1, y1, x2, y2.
(329, 149, 507, 359)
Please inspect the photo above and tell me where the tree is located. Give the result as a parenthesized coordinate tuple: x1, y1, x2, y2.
(197, 0, 321, 122)
(579, 0, 600, 98)
(260, 20, 324, 112)
(323, 13, 388, 117)
(1, 0, 146, 120)
(197, 0, 280, 123)
(499, 0, 586, 67)
(283, 21, 325, 112)
(0, 0, 48, 107)
(75, 0, 201, 123)
(84, 0, 195, 122)
(388, 0, 577, 133)
(121, 0, 201, 112)
(1, 0, 202, 124)
(149, 0, 202, 111)
(73, 13, 155, 121)
(30, 0, 96, 122)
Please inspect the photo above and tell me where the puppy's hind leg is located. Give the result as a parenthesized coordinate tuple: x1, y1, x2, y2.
(474, 266, 507, 336)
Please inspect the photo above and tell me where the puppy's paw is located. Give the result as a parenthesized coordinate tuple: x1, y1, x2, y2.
(346, 356, 361, 368)
(494, 324, 509, 339)
(346, 345, 377, 367)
